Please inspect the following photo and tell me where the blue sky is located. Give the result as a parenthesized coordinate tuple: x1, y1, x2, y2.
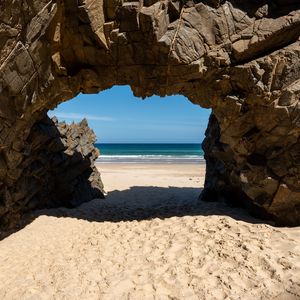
(49, 86, 211, 143)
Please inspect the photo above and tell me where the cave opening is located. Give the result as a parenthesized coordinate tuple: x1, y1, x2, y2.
(0, 0, 299, 231)
(48, 85, 211, 195)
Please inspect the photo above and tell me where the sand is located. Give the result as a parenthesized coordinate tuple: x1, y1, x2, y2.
(0, 163, 299, 299)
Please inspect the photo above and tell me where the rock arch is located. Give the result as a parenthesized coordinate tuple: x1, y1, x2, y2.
(0, 0, 299, 228)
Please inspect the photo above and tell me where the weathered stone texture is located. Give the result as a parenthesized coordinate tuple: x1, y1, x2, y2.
(0, 0, 299, 227)
(0, 114, 104, 229)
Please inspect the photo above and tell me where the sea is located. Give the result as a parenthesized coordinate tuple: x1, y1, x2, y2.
(95, 143, 205, 164)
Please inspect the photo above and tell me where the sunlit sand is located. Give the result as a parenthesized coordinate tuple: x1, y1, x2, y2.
(0, 164, 299, 299)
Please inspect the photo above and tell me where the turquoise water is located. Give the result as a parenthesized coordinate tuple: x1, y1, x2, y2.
(95, 144, 205, 164)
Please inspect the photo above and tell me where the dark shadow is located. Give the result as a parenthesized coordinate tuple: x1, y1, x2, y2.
(228, 0, 300, 18)
(0, 185, 274, 241)
(31, 186, 271, 225)
(0, 114, 105, 233)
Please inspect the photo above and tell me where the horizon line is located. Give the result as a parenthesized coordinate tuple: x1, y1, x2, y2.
(95, 142, 203, 144)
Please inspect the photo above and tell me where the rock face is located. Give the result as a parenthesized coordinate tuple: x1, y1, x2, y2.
(0, 114, 104, 229)
(0, 0, 299, 227)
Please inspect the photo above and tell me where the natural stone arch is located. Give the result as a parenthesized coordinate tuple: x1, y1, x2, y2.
(0, 0, 299, 228)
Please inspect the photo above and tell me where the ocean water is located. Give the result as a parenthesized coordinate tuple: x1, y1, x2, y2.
(95, 144, 205, 164)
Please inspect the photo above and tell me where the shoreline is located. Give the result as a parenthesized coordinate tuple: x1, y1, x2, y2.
(96, 157, 206, 164)
(96, 162, 206, 168)
(96, 163, 206, 182)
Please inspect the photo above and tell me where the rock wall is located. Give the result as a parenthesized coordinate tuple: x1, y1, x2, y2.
(0, 114, 104, 229)
(0, 0, 299, 227)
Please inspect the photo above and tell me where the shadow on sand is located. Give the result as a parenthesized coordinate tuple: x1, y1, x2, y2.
(1, 186, 271, 241)
(33, 186, 268, 225)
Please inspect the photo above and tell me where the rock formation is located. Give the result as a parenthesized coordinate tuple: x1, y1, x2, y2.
(0, 0, 299, 227)
(0, 114, 104, 229)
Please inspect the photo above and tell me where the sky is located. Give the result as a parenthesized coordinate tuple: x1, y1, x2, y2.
(48, 85, 211, 143)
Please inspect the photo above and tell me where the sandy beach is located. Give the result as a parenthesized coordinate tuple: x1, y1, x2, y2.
(0, 163, 299, 299)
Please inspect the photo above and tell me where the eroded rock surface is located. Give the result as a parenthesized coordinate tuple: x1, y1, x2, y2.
(0, 114, 104, 229)
(0, 0, 299, 227)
